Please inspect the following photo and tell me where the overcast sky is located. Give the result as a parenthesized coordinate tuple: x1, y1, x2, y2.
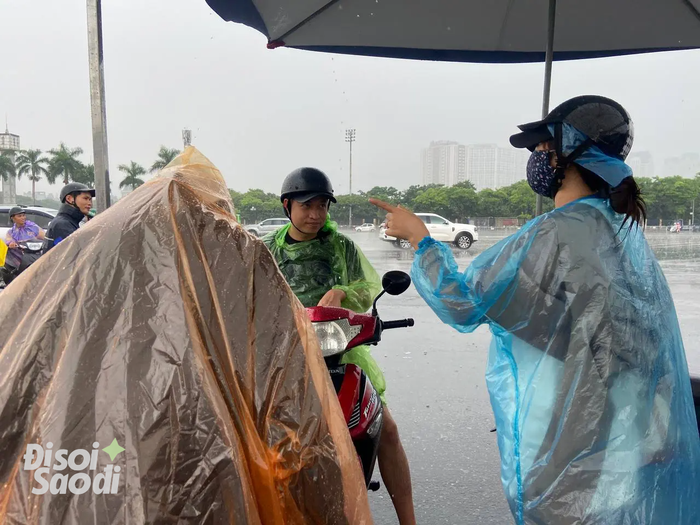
(1, 0, 699, 198)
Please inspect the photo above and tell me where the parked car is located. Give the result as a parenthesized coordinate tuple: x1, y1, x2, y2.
(244, 218, 290, 237)
(355, 223, 376, 232)
(0, 205, 58, 240)
(379, 213, 479, 250)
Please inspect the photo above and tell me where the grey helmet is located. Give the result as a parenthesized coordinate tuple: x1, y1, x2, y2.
(60, 182, 96, 203)
(9, 206, 25, 218)
(510, 95, 634, 161)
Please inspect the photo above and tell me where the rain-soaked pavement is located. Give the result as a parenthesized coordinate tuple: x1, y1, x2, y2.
(343, 230, 700, 525)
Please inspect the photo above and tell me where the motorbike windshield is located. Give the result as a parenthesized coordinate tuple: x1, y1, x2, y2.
(0, 147, 372, 525)
(411, 196, 700, 524)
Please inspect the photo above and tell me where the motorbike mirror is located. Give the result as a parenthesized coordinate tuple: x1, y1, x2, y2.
(381, 271, 411, 296)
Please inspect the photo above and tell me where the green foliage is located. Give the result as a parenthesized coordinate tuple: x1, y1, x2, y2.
(230, 188, 284, 224)
(0, 153, 16, 182)
(637, 175, 700, 224)
(118, 161, 147, 190)
(72, 163, 95, 188)
(228, 182, 554, 225)
(150, 146, 180, 173)
(16, 149, 51, 204)
(19, 139, 700, 227)
(48, 143, 84, 185)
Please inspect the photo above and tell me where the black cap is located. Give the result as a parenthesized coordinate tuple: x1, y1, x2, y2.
(280, 167, 336, 203)
(510, 95, 634, 160)
(9, 206, 25, 218)
(60, 182, 96, 203)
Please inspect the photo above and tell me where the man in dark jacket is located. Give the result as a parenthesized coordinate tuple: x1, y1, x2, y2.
(43, 182, 95, 254)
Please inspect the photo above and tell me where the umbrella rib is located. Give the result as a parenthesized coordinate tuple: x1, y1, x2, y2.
(682, 0, 700, 22)
(272, 0, 343, 44)
(496, 0, 517, 50)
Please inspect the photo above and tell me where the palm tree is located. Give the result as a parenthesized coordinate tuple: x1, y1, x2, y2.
(16, 149, 50, 204)
(150, 146, 180, 174)
(48, 143, 84, 185)
(0, 153, 15, 183)
(118, 161, 147, 190)
(72, 163, 96, 188)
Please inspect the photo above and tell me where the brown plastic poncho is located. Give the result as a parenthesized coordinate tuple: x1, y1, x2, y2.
(0, 147, 372, 525)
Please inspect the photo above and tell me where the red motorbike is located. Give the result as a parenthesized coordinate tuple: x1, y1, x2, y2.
(306, 271, 414, 490)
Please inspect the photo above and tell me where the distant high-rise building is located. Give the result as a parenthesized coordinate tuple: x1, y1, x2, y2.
(422, 142, 528, 191)
(422, 141, 466, 187)
(663, 153, 700, 178)
(627, 151, 655, 178)
(465, 144, 529, 191)
(0, 124, 20, 204)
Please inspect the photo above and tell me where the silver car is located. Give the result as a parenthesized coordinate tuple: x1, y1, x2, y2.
(245, 217, 290, 237)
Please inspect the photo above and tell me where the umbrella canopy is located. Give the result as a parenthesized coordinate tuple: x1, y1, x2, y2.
(206, 0, 700, 63)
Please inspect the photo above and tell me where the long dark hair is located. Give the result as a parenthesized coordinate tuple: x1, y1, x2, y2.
(577, 165, 647, 229)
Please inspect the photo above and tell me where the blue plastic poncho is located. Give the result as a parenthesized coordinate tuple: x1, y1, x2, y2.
(412, 196, 700, 524)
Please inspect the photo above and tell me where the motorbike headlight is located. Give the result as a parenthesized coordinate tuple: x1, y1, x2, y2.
(26, 242, 42, 251)
(312, 319, 362, 357)
(367, 410, 383, 438)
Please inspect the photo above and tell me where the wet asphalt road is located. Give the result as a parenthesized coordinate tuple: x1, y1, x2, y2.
(344, 230, 700, 525)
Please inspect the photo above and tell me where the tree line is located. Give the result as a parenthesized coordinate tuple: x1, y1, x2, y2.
(232, 175, 700, 226)
(229, 181, 554, 226)
(3, 144, 698, 225)
(0, 144, 180, 204)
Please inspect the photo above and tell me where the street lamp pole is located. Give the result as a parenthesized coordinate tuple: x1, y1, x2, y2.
(536, 0, 557, 217)
(87, 0, 111, 211)
(692, 198, 696, 227)
(345, 129, 356, 227)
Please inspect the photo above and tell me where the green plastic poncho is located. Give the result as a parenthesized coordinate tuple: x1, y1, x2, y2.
(263, 220, 387, 402)
(412, 196, 700, 524)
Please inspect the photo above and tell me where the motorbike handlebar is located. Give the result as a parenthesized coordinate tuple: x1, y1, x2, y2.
(382, 319, 414, 330)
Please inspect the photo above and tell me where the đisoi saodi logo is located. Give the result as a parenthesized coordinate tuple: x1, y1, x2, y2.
(23, 439, 125, 495)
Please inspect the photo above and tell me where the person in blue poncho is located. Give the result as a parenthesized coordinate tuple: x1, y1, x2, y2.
(372, 95, 700, 525)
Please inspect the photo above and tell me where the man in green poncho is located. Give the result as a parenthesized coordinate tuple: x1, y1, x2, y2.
(263, 167, 416, 525)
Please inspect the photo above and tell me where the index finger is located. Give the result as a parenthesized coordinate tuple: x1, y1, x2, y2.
(369, 198, 396, 213)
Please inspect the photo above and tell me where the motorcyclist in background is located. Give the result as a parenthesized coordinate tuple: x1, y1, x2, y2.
(263, 167, 416, 525)
(43, 182, 95, 254)
(1, 207, 45, 284)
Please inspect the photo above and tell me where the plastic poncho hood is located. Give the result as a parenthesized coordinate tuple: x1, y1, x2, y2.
(0, 147, 372, 525)
(412, 196, 700, 524)
(551, 122, 633, 188)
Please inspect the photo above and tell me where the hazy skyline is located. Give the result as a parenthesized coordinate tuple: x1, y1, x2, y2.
(2, 0, 700, 199)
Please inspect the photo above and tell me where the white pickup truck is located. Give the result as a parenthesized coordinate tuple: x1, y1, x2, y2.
(379, 212, 478, 250)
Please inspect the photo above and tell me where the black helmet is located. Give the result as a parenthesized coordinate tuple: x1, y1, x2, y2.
(9, 206, 25, 218)
(60, 182, 96, 203)
(510, 95, 634, 161)
(280, 167, 336, 204)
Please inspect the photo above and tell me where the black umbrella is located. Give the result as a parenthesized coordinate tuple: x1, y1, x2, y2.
(207, 0, 700, 212)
